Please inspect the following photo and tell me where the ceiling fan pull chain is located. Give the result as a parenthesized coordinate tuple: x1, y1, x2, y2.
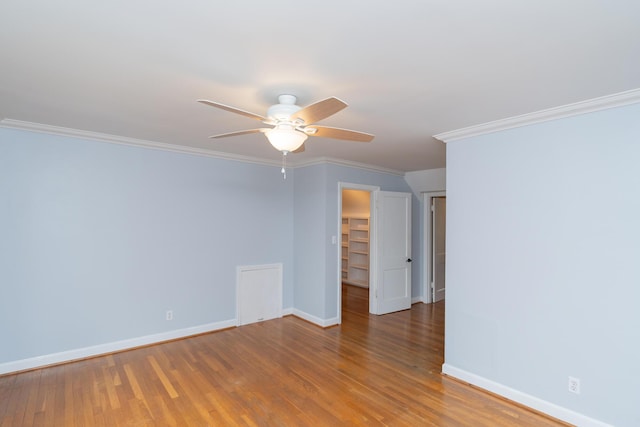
(281, 152, 287, 179)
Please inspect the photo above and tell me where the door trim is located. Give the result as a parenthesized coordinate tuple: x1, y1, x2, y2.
(337, 182, 380, 324)
(423, 191, 446, 304)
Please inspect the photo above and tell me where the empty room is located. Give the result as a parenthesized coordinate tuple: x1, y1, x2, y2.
(1, 2, 639, 426)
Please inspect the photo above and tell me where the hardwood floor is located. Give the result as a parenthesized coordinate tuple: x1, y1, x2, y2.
(0, 286, 568, 426)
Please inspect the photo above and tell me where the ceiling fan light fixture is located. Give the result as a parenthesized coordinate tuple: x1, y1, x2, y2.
(266, 128, 308, 153)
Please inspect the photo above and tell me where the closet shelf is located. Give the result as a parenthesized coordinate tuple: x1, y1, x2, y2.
(341, 216, 370, 288)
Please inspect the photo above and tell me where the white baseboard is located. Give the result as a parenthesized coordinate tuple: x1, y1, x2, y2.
(411, 296, 424, 304)
(0, 319, 236, 375)
(441, 364, 612, 427)
(282, 307, 294, 316)
(292, 309, 339, 327)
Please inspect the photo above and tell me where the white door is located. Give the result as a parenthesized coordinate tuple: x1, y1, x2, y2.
(371, 191, 412, 315)
(432, 197, 446, 302)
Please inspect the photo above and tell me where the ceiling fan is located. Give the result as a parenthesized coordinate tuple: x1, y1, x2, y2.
(197, 94, 374, 154)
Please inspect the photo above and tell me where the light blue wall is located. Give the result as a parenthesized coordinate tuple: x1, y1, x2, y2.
(292, 164, 328, 317)
(0, 126, 426, 369)
(405, 168, 447, 302)
(0, 128, 294, 363)
(445, 103, 640, 426)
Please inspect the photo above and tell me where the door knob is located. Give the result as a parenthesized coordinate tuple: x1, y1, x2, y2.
(407, 258, 412, 263)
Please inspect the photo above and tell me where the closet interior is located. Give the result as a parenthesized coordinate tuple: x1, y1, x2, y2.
(341, 189, 371, 288)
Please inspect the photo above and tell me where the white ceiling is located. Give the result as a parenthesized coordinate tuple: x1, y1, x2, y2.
(2, 1, 639, 172)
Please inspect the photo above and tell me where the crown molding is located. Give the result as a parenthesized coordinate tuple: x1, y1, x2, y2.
(293, 156, 404, 176)
(0, 118, 403, 175)
(0, 118, 283, 167)
(433, 87, 640, 143)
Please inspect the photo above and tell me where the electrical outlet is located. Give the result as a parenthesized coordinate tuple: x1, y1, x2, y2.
(166, 310, 173, 321)
(568, 377, 580, 394)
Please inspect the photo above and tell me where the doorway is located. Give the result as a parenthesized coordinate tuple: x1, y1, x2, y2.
(337, 183, 413, 322)
(341, 188, 372, 315)
(423, 192, 446, 304)
(337, 183, 379, 322)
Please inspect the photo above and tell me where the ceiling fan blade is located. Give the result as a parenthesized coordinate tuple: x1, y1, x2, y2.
(306, 126, 374, 142)
(290, 97, 348, 124)
(209, 128, 269, 139)
(197, 99, 266, 121)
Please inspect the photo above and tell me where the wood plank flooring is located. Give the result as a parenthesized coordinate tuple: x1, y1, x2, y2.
(0, 285, 568, 426)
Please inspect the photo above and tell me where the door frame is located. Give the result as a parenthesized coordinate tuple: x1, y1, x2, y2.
(423, 191, 446, 304)
(337, 182, 380, 324)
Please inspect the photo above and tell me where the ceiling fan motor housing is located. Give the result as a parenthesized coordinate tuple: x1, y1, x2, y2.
(267, 95, 302, 122)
